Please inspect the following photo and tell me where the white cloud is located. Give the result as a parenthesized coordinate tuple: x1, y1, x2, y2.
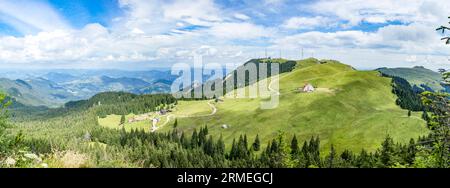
(275, 23, 444, 52)
(264, 0, 285, 5)
(208, 22, 274, 40)
(406, 55, 417, 63)
(0, 0, 71, 34)
(308, 0, 450, 27)
(162, 0, 221, 26)
(234, 13, 251, 21)
(274, 30, 376, 49)
(118, 0, 221, 31)
(1, 0, 449, 70)
(282, 16, 335, 30)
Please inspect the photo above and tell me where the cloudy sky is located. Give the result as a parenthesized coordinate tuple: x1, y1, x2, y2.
(0, 0, 449, 70)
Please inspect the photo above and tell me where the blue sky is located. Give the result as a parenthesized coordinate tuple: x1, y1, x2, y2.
(0, 0, 449, 70)
(48, 0, 123, 29)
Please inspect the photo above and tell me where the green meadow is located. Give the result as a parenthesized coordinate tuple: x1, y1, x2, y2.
(155, 61, 429, 153)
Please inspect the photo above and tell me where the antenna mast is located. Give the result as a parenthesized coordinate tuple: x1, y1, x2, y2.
(301, 48, 304, 59)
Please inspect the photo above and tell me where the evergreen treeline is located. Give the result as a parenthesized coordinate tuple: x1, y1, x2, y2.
(73, 126, 432, 168)
(181, 59, 298, 100)
(381, 73, 424, 111)
(68, 92, 177, 117)
(228, 59, 297, 90)
(10, 92, 177, 121)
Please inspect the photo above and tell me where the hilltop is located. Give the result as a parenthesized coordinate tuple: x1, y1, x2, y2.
(99, 58, 429, 153)
(6, 58, 433, 168)
(377, 66, 448, 93)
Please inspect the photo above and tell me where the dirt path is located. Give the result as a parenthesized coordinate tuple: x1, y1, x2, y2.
(268, 76, 281, 96)
(152, 114, 175, 132)
(152, 100, 217, 132)
(175, 100, 217, 118)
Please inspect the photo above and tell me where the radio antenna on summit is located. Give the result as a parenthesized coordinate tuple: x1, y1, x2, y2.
(301, 48, 304, 59)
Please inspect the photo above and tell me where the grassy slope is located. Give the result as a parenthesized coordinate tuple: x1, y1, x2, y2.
(97, 101, 210, 132)
(377, 67, 443, 91)
(98, 113, 168, 132)
(0, 78, 74, 107)
(159, 61, 429, 153)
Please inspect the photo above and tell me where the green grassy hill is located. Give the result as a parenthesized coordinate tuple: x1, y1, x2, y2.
(6, 59, 433, 168)
(28, 59, 429, 154)
(155, 60, 429, 153)
(377, 66, 445, 92)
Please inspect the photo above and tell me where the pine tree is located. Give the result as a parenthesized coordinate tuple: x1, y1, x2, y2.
(340, 149, 353, 164)
(230, 138, 237, 159)
(120, 114, 126, 125)
(198, 126, 207, 146)
(191, 129, 198, 148)
(309, 136, 321, 167)
(180, 132, 189, 148)
(357, 149, 371, 168)
(203, 125, 209, 135)
(204, 135, 214, 155)
(265, 141, 272, 155)
(173, 119, 178, 128)
(379, 135, 395, 167)
(405, 138, 416, 164)
(252, 135, 261, 152)
(243, 134, 248, 150)
(301, 140, 309, 161)
(422, 111, 429, 122)
(270, 138, 279, 154)
(326, 144, 337, 168)
(290, 134, 299, 155)
(216, 135, 225, 155)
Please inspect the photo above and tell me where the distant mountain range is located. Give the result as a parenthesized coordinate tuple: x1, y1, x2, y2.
(0, 70, 178, 107)
(377, 66, 449, 93)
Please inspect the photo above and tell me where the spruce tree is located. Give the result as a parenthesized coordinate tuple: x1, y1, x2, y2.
(191, 129, 198, 148)
(290, 134, 299, 155)
(216, 135, 225, 155)
(380, 135, 395, 167)
(406, 138, 416, 164)
(265, 141, 272, 155)
(173, 118, 178, 128)
(120, 114, 126, 125)
(252, 135, 261, 151)
(270, 138, 279, 153)
(204, 136, 214, 155)
(230, 138, 237, 159)
(326, 144, 337, 168)
(243, 134, 248, 150)
(357, 149, 371, 168)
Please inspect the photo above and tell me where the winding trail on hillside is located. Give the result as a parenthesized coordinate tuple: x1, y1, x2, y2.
(175, 100, 217, 118)
(268, 76, 281, 96)
(152, 100, 217, 132)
